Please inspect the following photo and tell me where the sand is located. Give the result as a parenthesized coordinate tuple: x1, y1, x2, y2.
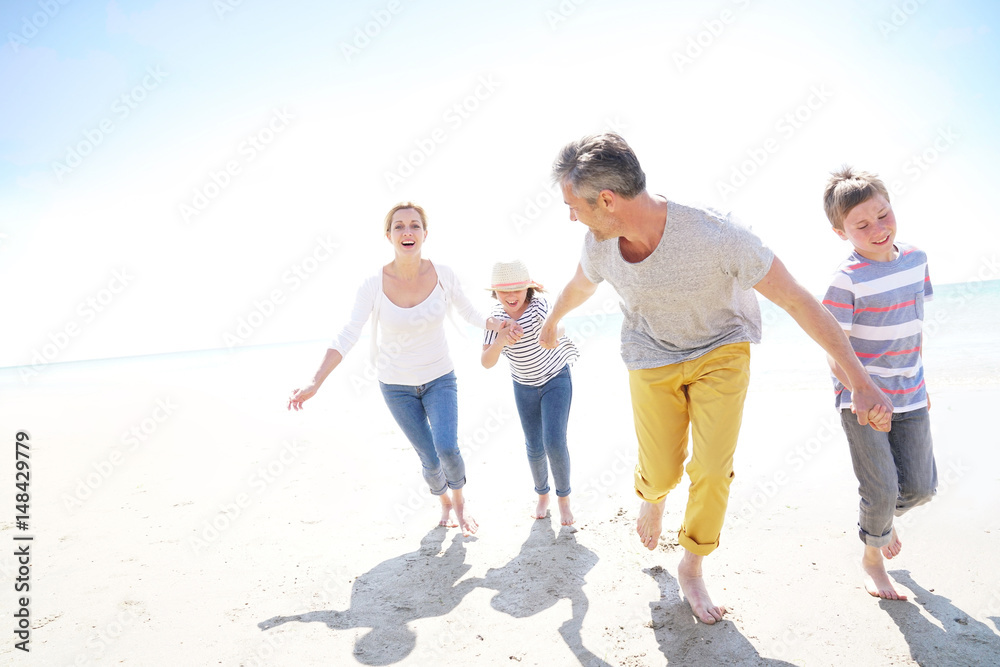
(2, 335, 999, 666)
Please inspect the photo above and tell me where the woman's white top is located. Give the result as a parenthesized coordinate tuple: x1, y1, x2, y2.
(330, 263, 487, 386)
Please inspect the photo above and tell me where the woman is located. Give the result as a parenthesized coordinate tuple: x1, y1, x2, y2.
(288, 202, 516, 536)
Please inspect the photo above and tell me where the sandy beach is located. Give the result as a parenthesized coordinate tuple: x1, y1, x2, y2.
(2, 323, 999, 666)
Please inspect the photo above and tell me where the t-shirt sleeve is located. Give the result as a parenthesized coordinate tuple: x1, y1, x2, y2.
(330, 276, 378, 356)
(718, 214, 775, 290)
(579, 233, 605, 285)
(923, 259, 934, 301)
(822, 272, 855, 332)
(438, 265, 489, 328)
(483, 303, 505, 345)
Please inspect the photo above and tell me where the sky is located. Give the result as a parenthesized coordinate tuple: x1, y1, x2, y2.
(2, 0, 998, 370)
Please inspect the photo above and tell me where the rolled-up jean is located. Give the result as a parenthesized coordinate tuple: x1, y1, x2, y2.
(379, 371, 465, 495)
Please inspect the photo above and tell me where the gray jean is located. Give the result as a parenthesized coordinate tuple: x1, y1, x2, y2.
(840, 407, 937, 548)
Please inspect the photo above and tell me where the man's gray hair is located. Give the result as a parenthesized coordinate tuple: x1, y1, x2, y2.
(551, 133, 646, 204)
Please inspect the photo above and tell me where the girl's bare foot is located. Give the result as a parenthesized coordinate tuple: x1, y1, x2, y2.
(534, 493, 550, 520)
(557, 495, 574, 526)
(451, 489, 478, 536)
(863, 545, 907, 600)
(880, 528, 902, 559)
(677, 551, 726, 624)
(636, 500, 664, 550)
(437, 494, 458, 528)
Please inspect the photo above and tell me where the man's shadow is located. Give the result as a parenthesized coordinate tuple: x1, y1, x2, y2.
(258, 526, 479, 666)
(881, 569, 1000, 665)
(645, 565, 798, 665)
(481, 520, 612, 666)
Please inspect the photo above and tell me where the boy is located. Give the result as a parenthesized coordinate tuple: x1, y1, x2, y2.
(822, 166, 938, 601)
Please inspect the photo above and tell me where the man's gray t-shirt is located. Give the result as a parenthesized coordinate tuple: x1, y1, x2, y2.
(580, 199, 774, 370)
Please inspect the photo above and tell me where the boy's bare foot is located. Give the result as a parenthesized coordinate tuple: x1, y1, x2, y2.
(636, 500, 664, 550)
(880, 528, 901, 559)
(862, 546, 907, 600)
(452, 489, 478, 536)
(533, 493, 550, 520)
(438, 495, 458, 528)
(677, 551, 726, 624)
(557, 495, 574, 526)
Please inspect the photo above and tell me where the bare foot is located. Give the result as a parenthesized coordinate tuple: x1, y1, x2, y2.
(677, 551, 727, 624)
(863, 546, 907, 600)
(880, 528, 902, 560)
(558, 496, 574, 526)
(533, 493, 550, 520)
(437, 495, 458, 528)
(636, 500, 664, 550)
(452, 489, 478, 536)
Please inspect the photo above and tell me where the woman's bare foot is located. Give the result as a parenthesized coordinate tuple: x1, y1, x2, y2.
(677, 551, 726, 624)
(636, 500, 664, 550)
(557, 495, 574, 526)
(863, 545, 907, 600)
(880, 528, 902, 559)
(533, 493, 550, 520)
(451, 489, 478, 536)
(438, 494, 458, 528)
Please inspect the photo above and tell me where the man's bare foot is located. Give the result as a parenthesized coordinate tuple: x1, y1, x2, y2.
(677, 551, 726, 624)
(880, 528, 901, 559)
(636, 500, 664, 550)
(533, 494, 550, 520)
(452, 489, 478, 536)
(557, 495, 574, 526)
(438, 495, 458, 528)
(863, 546, 907, 600)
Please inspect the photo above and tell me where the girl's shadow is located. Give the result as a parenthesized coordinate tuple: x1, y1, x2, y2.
(481, 520, 611, 666)
(645, 565, 798, 665)
(258, 526, 479, 666)
(882, 569, 1000, 665)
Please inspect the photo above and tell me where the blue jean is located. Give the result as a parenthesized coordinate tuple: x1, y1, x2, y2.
(840, 407, 937, 547)
(379, 371, 465, 495)
(511, 365, 573, 497)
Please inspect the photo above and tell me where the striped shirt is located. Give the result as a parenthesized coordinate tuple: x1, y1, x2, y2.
(483, 296, 580, 387)
(822, 242, 933, 412)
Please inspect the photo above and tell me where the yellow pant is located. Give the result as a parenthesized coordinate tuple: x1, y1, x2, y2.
(629, 343, 750, 556)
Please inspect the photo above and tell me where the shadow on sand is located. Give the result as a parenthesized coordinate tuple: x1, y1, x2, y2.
(258, 526, 479, 665)
(645, 565, 798, 666)
(881, 569, 1000, 665)
(481, 519, 610, 666)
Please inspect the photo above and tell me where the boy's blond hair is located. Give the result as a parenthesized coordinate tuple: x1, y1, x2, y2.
(823, 166, 890, 230)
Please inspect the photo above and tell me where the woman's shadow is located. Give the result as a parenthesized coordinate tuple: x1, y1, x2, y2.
(881, 569, 1000, 665)
(258, 526, 479, 666)
(645, 565, 798, 665)
(481, 520, 611, 666)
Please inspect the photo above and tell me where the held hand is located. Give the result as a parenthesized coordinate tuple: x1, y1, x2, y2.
(539, 317, 559, 349)
(851, 380, 893, 432)
(288, 384, 318, 411)
(505, 322, 524, 346)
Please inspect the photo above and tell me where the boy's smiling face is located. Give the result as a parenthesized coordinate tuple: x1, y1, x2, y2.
(496, 289, 529, 319)
(835, 193, 898, 262)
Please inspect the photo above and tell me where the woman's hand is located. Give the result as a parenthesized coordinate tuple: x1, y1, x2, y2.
(288, 384, 319, 411)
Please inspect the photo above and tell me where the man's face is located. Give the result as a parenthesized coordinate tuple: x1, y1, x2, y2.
(561, 180, 617, 241)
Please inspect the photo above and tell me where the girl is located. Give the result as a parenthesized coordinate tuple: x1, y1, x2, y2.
(482, 260, 580, 526)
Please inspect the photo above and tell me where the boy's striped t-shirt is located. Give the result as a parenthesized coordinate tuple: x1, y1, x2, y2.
(822, 242, 933, 412)
(483, 296, 579, 387)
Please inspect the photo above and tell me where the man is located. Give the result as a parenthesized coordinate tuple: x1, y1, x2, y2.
(539, 133, 891, 625)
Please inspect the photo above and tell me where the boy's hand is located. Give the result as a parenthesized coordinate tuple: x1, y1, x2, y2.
(851, 379, 893, 432)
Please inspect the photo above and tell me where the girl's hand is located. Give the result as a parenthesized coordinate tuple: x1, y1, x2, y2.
(499, 320, 523, 346)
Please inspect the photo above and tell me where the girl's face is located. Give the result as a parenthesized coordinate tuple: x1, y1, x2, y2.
(497, 289, 529, 318)
(386, 208, 427, 255)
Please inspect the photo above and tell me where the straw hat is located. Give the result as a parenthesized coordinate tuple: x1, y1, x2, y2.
(488, 260, 543, 291)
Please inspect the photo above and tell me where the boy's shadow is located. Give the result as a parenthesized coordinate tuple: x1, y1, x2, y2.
(645, 565, 798, 666)
(258, 526, 479, 666)
(482, 520, 611, 666)
(882, 570, 1000, 665)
